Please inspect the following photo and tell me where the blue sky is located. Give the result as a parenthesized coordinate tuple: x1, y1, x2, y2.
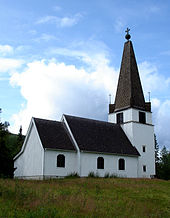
(0, 0, 170, 149)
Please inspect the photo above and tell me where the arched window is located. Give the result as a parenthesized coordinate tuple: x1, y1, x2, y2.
(57, 154, 65, 168)
(97, 157, 104, 169)
(119, 158, 125, 170)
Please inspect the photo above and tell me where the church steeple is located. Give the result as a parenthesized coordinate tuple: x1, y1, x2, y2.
(109, 29, 151, 113)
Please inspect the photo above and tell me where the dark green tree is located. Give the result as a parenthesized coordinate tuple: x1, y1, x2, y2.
(157, 146, 170, 180)
(16, 125, 24, 155)
(0, 122, 14, 178)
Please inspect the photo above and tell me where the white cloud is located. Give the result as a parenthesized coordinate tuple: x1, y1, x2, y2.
(0, 45, 13, 56)
(9, 54, 118, 134)
(36, 15, 57, 24)
(139, 61, 170, 97)
(60, 14, 82, 27)
(36, 13, 82, 27)
(154, 100, 170, 148)
(0, 58, 23, 74)
(138, 62, 170, 149)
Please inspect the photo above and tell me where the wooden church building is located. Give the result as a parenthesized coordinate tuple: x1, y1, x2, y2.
(14, 31, 155, 179)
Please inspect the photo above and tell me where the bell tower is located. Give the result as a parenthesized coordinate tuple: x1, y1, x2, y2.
(108, 29, 155, 178)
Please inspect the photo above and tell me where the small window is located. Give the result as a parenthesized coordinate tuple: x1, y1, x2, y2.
(97, 157, 104, 169)
(143, 165, 146, 172)
(57, 154, 65, 168)
(142, 146, 146, 152)
(117, 113, 123, 124)
(139, 112, 146, 124)
(119, 158, 125, 170)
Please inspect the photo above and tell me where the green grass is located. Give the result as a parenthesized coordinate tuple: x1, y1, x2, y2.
(0, 178, 170, 217)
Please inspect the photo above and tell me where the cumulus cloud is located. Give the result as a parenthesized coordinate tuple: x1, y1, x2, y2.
(36, 13, 82, 27)
(139, 61, 167, 95)
(10, 56, 118, 134)
(139, 62, 170, 149)
(154, 100, 170, 148)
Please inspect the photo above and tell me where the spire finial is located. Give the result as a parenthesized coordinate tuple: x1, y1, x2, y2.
(125, 27, 131, 41)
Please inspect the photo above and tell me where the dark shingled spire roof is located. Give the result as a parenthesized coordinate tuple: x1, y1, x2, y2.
(114, 40, 146, 112)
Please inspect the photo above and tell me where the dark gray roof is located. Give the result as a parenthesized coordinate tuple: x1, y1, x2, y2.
(65, 115, 140, 156)
(34, 118, 76, 151)
(114, 40, 146, 112)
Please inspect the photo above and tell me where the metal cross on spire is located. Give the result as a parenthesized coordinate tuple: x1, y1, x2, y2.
(125, 27, 131, 41)
(125, 27, 130, 34)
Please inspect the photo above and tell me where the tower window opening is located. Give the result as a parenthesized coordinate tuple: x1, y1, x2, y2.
(117, 112, 123, 124)
(142, 146, 146, 152)
(139, 112, 146, 124)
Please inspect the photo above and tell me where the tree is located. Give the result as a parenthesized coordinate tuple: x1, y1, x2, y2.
(16, 125, 24, 155)
(157, 146, 170, 180)
(0, 122, 14, 178)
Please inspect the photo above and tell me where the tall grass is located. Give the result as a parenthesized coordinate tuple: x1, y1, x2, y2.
(0, 178, 170, 217)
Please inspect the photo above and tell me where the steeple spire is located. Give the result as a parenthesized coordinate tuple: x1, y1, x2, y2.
(114, 31, 147, 112)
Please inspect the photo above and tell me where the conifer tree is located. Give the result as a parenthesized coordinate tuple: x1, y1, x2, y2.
(158, 146, 170, 180)
(0, 122, 14, 178)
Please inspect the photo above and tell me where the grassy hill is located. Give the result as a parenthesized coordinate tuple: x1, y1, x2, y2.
(0, 178, 169, 217)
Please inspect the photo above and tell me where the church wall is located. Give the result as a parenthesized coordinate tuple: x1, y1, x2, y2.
(44, 150, 78, 178)
(108, 112, 116, 123)
(132, 123, 155, 178)
(121, 122, 155, 178)
(80, 152, 138, 178)
(14, 122, 44, 179)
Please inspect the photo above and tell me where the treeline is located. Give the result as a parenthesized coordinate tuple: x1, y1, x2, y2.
(0, 120, 24, 178)
(155, 135, 170, 180)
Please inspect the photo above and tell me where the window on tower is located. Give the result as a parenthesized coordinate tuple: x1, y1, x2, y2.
(117, 112, 124, 124)
(142, 145, 146, 152)
(139, 111, 146, 124)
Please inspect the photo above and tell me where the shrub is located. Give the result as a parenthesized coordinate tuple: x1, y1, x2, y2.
(65, 172, 80, 178)
(104, 172, 110, 178)
(88, 172, 99, 178)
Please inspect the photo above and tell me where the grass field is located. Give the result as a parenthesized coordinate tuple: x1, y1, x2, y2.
(0, 178, 170, 217)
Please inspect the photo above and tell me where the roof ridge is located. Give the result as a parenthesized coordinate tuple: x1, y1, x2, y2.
(64, 114, 118, 126)
(33, 117, 59, 123)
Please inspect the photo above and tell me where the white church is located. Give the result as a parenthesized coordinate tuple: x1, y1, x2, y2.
(14, 31, 155, 179)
